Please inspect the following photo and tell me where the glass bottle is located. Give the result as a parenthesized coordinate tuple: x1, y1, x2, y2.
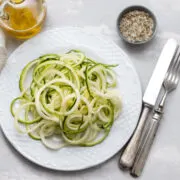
(0, 0, 46, 39)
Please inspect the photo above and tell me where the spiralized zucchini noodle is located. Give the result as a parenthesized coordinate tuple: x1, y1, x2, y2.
(10, 50, 122, 150)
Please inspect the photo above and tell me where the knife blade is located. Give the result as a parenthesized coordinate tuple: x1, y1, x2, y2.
(119, 38, 179, 170)
(143, 39, 179, 106)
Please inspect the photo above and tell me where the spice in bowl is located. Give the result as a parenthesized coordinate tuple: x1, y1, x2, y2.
(119, 9, 155, 44)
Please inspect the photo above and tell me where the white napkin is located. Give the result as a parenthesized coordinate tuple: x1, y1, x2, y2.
(0, 28, 7, 71)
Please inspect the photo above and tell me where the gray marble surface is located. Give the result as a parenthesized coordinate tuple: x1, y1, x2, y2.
(1, 0, 180, 179)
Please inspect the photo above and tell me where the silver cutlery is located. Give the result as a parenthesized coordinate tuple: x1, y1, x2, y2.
(131, 51, 180, 177)
(119, 39, 179, 170)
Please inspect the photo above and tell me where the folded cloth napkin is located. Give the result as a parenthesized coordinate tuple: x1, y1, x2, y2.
(0, 28, 7, 71)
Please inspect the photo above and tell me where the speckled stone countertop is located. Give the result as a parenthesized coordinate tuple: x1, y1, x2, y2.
(1, 0, 180, 179)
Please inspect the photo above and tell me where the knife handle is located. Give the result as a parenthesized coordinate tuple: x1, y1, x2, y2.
(131, 110, 162, 177)
(119, 105, 151, 170)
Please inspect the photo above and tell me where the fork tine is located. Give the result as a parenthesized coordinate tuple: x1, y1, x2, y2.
(171, 52, 180, 83)
(173, 52, 180, 73)
(168, 50, 179, 72)
(165, 57, 177, 81)
(174, 65, 180, 85)
(165, 51, 180, 83)
(174, 74, 180, 85)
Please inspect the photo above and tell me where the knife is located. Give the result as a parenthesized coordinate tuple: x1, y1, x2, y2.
(131, 50, 180, 177)
(119, 38, 179, 170)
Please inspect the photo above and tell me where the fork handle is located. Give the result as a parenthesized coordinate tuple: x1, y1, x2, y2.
(119, 105, 151, 169)
(131, 109, 163, 177)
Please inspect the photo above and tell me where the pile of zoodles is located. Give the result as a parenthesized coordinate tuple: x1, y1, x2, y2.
(10, 50, 122, 149)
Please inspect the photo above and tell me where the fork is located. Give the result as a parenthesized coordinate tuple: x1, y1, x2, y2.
(131, 51, 180, 177)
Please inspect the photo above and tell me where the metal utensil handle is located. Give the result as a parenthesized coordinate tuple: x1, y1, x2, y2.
(131, 111, 161, 177)
(119, 105, 151, 169)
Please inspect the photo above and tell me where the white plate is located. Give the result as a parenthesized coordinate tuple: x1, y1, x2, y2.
(0, 27, 142, 171)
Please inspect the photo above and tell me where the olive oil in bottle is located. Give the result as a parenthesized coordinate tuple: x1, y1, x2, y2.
(0, 0, 46, 39)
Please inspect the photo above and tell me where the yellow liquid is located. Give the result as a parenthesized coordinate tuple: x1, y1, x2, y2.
(0, 0, 46, 39)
